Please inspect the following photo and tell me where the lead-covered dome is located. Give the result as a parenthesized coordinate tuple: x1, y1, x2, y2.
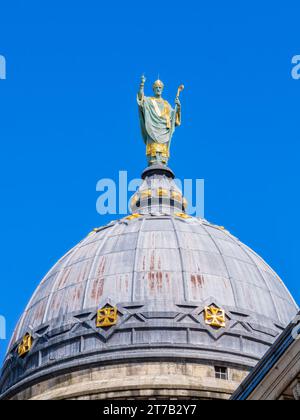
(0, 167, 298, 399)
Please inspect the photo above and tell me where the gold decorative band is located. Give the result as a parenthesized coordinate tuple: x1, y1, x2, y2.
(157, 188, 169, 197)
(171, 191, 182, 201)
(146, 143, 170, 158)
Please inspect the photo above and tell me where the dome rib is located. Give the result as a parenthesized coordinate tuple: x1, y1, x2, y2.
(201, 223, 239, 308)
(170, 216, 188, 301)
(131, 217, 146, 302)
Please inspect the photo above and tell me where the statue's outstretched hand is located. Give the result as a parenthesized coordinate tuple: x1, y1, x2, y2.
(141, 75, 146, 85)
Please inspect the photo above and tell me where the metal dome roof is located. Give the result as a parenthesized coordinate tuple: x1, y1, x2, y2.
(11, 215, 298, 339)
(0, 167, 298, 398)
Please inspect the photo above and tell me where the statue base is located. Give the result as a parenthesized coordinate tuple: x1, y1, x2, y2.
(142, 164, 175, 180)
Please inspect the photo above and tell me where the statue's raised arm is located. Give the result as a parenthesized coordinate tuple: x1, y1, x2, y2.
(137, 77, 184, 167)
(138, 75, 146, 101)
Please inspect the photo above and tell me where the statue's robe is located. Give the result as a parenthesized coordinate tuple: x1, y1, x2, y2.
(137, 95, 181, 145)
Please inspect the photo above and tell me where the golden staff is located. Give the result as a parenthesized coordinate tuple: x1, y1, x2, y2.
(176, 84, 185, 99)
(168, 84, 185, 154)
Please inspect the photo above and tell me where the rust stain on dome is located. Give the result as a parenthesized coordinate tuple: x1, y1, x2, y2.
(148, 271, 163, 294)
(91, 278, 104, 302)
(191, 274, 205, 288)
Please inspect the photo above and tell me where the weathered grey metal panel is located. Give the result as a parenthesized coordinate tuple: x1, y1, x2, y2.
(70, 241, 100, 263)
(28, 273, 59, 307)
(135, 248, 182, 273)
(174, 219, 208, 234)
(50, 282, 86, 320)
(138, 231, 178, 249)
(204, 225, 236, 242)
(185, 272, 236, 305)
(262, 270, 292, 301)
(268, 294, 298, 325)
(85, 273, 132, 307)
(135, 328, 187, 344)
(215, 238, 252, 261)
(177, 231, 220, 253)
(18, 297, 49, 337)
(243, 338, 269, 356)
(143, 218, 173, 231)
(225, 257, 265, 288)
(189, 330, 212, 346)
(232, 278, 279, 320)
(89, 250, 136, 277)
(133, 271, 185, 302)
(215, 335, 242, 352)
(181, 249, 228, 278)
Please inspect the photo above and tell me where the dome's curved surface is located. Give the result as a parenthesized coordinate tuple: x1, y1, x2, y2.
(1, 212, 298, 398)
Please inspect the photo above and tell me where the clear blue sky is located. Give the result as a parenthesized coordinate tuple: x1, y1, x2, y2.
(0, 1, 299, 362)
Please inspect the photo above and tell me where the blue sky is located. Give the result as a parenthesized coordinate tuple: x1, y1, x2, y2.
(0, 1, 299, 362)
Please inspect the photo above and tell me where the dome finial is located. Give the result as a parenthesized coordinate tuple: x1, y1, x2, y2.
(129, 164, 188, 216)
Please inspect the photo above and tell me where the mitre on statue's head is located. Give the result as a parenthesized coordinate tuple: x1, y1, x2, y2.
(152, 79, 164, 90)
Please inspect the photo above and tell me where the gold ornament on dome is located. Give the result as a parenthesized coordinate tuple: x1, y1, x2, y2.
(96, 307, 118, 328)
(18, 333, 33, 357)
(204, 306, 226, 328)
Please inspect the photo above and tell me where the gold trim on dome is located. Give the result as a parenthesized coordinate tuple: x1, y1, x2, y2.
(171, 191, 182, 201)
(88, 227, 101, 236)
(204, 306, 226, 328)
(125, 213, 141, 221)
(140, 189, 152, 200)
(175, 212, 191, 219)
(157, 188, 169, 197)
(212, 224, 226, 231)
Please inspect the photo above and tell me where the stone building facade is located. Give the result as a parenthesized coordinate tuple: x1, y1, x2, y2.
(231, 312, 300, 400)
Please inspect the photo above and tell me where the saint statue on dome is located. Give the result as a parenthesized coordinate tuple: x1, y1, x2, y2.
(137, 76, 184, 166)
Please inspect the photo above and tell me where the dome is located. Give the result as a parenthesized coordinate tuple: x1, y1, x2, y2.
(0, 167, 298, 400)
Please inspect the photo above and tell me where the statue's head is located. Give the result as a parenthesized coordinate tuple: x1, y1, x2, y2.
(153, 80, 164, 97)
